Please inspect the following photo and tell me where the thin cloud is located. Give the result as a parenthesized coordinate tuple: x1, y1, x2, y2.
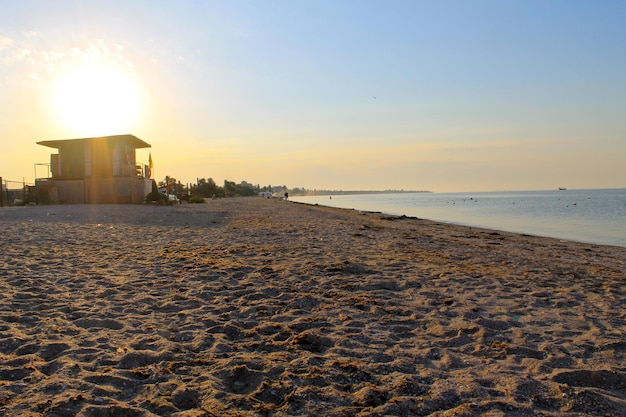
(0, 34, 13, 50)
(1, 33, 140, 88)
(28, 72, 41, 83)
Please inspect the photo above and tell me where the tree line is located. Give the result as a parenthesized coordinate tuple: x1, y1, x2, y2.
(156, 176, 425, 200)
(158, 177, 288, 198)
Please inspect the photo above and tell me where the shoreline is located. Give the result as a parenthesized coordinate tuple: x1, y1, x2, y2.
(1, 200, 625, 416)
(290, 190, 626, 248)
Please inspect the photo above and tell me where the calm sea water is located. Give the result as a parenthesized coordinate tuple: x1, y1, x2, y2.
(291, 188, 626, 248)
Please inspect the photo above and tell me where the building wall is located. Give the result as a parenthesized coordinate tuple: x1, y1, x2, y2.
(90, 139, 113, 177)
(35, 178, 152, 204)
(50, 142, 141, 179)
(85, 178, 144, 203)
(59, 142, 86, 178)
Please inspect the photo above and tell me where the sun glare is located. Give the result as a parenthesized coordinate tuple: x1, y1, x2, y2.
(54, 65, 141, 135)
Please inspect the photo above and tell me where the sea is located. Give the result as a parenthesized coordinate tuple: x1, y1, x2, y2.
(291, 188, 626, 248)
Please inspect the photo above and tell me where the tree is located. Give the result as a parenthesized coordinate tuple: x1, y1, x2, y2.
(235, 181, 256, 196)
(195, 177, 220, 197)
(223, 180, 236, 197)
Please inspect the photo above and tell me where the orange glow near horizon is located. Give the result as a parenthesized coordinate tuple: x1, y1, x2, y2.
(53, 65, 141, 136)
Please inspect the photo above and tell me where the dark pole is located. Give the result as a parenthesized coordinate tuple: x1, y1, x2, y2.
(0, 177, 3, 207)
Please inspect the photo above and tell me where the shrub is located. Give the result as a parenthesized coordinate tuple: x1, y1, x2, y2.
(189, 195, 206, 204)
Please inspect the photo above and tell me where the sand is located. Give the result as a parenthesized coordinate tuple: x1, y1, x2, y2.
(0, 198, 624, 416)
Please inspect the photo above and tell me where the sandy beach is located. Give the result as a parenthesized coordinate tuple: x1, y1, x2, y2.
(0, 198, 624, 416)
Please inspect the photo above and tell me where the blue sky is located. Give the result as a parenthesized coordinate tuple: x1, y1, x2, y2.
(1, 0, 625, 191)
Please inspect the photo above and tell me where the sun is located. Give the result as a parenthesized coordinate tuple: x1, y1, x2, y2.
(54, 65, 141, 135)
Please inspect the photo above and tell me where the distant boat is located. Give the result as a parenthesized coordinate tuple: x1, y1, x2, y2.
(558, 187, 567, 190)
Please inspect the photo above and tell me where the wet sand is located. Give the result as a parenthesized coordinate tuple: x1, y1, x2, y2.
(1, 198, 625, 416)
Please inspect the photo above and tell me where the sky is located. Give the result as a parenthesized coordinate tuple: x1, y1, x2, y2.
(1, 0, 625, 192)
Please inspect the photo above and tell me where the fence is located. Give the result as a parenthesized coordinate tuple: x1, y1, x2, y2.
(0, 177, 35, 206)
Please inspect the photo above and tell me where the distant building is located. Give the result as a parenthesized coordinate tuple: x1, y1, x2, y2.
(35, 134, 152, 204)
